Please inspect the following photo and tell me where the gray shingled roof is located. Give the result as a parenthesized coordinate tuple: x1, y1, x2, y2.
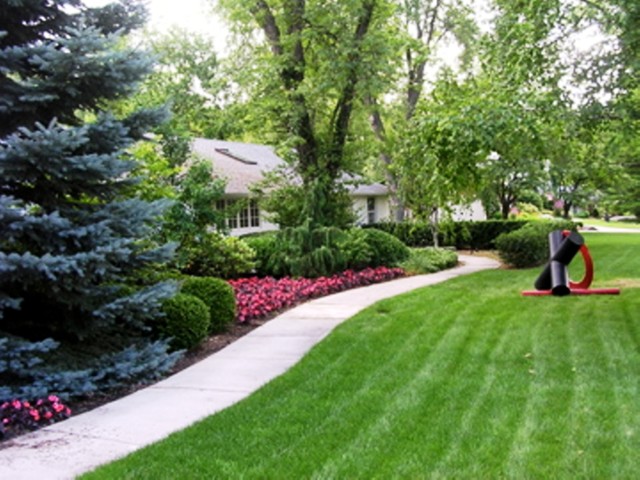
(191, 138, 389, 196)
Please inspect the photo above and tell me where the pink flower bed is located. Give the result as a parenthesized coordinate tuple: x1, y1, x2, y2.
(229, 267, 405, 323)
(1, 396, 72, 440)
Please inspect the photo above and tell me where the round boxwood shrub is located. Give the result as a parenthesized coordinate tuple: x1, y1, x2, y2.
(181, 276, 236, 333)
(159, 293, 210, 350)
(496, 221, 566, 268)
(342, 228, 410, 269)
(180, 233, 256, 279)
(361, 228, 410, 267)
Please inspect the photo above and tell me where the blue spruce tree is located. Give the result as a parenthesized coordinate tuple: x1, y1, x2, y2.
(0, 0, 181, 401)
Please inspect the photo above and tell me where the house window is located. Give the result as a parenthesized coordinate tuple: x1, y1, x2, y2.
(217, 199, 260, 230)
(227, 200, 239, 229)
(249, 200, 260, 227)
(367, 197, 376, 224)
(239, 206, 249, 228)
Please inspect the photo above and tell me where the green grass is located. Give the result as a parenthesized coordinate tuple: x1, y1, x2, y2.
(580, 217, 640, 229)
(84, 233, 640, 479)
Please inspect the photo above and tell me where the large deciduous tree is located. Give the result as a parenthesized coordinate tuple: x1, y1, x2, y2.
(217, 0, 392, 228)
(367, 0, 478, 221)
(0, 0, 179, 400)
(125, 27, 244, 141)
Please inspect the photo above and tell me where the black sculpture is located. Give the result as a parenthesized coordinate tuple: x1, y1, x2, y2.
(522, 230, 620, 297)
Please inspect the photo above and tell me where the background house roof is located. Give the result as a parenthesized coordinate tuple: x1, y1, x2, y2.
(192, 138, 283, 195)
(192, 138, 389, 197)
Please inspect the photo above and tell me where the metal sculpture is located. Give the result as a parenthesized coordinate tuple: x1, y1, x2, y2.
(522, 230, 621, 296)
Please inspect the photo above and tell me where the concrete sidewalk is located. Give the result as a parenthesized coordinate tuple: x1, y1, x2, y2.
(0, 255, 499, 480)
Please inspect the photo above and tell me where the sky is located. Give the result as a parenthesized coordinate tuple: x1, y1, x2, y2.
(84, 0, 227, 49)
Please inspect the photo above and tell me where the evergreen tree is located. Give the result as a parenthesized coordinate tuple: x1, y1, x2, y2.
(0, 0, 180, 400)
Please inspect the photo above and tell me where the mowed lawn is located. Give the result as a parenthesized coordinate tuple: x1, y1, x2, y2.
(84, 233, 640, 479)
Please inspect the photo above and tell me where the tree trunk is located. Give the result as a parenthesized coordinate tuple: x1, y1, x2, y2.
(430, 206, 440, 248)
(367, 97, 405, 222)
(501, 200, 511, 219)
(563, 200, 573, 219)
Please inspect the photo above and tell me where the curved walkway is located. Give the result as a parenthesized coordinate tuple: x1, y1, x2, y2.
(0, 255, 499, 480)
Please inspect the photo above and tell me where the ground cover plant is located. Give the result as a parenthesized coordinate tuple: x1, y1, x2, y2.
(84, 233, 640, 479)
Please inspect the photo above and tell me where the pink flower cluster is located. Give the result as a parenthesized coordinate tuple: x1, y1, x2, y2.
(1, 396, 71, 440)
(229, 267, 405, 323)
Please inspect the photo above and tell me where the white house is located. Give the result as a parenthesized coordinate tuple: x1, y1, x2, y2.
(191, 138, 485, 236)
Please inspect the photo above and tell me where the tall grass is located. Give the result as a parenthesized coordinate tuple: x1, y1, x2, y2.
(84, 233, 640, 479)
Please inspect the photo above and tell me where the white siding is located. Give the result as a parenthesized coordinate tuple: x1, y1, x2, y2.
(448, 200, 486, 221)
(352, 196, 391, 225)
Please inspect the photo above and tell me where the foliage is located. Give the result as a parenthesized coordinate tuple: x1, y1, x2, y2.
(85, 235, 640, 480)
(158, 294, 210, 351)
(367, 220, 533, 249)
(242, 233, 280, 278)
(267, 222, 347, 278)
(341, 228, 409, 270)
(165, 160, 227, 241)
(253, 169, 354, 230)
(339, 229, 375, 271)
(0, 0, 181, 397)
(125, 27, 243, 140)
(179, 233, 256, 279)
(217, 0, 394, 228)
(400, 248, 458, 275)
(364, 0, 479, 222)
(161, 159, 253, 277)
(0, 335, 181, 401)
(495, 221, 579, 269)
(398, 76, 486, 238)
(181, 277, 236, 334)
(1, 396, 71, 441)
(229, 267, 406, 324)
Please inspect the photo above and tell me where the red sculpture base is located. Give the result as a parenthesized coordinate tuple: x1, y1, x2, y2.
(522, 288, 621, 296)
(522, 230, 621, 297)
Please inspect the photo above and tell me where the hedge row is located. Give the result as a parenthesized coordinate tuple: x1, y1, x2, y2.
(365, 219, 581, 250)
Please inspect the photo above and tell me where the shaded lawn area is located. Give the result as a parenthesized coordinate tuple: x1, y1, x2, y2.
(84, 234, 640, 479)
(582, 218, 640, 230)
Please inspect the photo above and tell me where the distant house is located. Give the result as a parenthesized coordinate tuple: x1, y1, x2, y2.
(191, 138, 485, 236)
(191, 138, 391, 236)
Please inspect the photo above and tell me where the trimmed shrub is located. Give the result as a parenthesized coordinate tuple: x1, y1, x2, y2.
(180, 233, 256, 279)
(360, 228, 410, 267)
(243, 232, 280, 277)
(495, 220, 578, 268)
(159, 294, 210, 350)
(367, 219, 581, 250)
(365, 221, 434, 247)
(340, 228, 375, 270)
(181, 276, 236, 334)
(400, 248, 458, 275)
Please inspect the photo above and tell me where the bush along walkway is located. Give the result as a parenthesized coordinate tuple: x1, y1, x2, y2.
(0, 255, 498, 480)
